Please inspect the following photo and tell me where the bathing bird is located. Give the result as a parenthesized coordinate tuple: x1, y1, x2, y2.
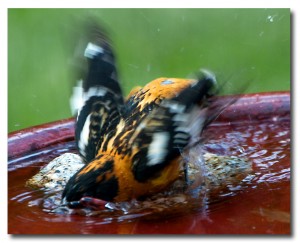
(62, 22, 218, 205)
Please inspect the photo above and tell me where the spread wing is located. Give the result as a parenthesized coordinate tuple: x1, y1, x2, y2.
(70, 21, 124, 162)
(129, 71, 218, 182)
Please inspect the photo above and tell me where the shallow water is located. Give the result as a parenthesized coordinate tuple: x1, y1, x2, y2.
(8, 119, 290, 234)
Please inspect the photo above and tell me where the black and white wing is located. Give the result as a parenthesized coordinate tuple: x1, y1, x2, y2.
(70, 22, 124, 162)
(129, 70, 218, 182)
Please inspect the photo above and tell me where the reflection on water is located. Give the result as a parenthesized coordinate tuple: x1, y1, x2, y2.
(8, 119, 290, 234)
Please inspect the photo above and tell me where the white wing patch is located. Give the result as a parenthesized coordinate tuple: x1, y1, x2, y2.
(84, 42, 104, 59)
(83, 87, 107, 103)
(162, 100, 186, 113)
(70, 82, 107, 117)
(69, 42, 108, 116)
(173, 132, 190, 145)
(78, 114, 91, 157)
(147, 132, 170, 166)
(69, 80, 84, 116)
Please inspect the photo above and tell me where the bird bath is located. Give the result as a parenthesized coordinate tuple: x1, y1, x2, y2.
(8, 92, 290, 234)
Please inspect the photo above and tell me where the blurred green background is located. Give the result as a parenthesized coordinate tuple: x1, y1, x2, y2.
(8, 8, 290, 133)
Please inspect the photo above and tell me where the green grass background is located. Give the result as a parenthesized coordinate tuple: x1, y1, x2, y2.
(8, 8, 290, 132)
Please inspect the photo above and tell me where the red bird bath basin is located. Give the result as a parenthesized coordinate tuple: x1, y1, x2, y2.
(8, 92, 290, 234)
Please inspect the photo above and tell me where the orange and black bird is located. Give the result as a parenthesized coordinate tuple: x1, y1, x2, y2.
(62, 22, 219, 205)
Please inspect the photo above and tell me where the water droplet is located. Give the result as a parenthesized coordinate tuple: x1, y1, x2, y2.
(146, 64, 151, 72)
(161, 79, 174, 85)
(267, 15, 278, 23)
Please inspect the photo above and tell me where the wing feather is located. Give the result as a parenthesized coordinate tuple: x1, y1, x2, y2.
(130, 71, 217, 182)
(71, 21, 124, 162)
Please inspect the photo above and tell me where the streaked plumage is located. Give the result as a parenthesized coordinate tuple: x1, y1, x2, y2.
(62, 22, 219, 204)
